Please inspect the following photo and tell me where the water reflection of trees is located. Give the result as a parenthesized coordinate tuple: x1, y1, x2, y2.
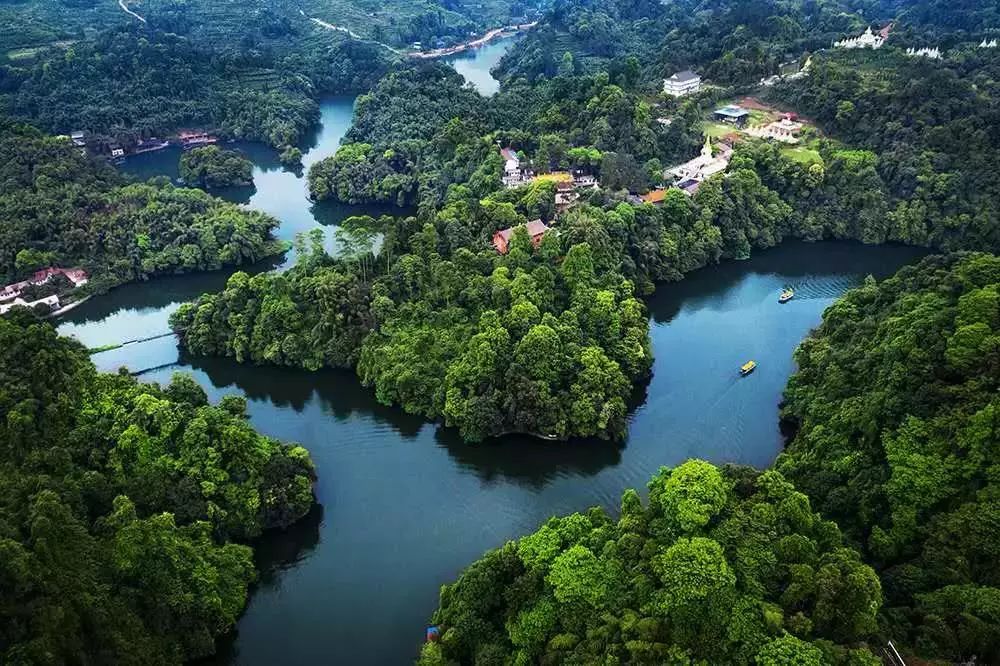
(61, 256, 285, 325)
(433, 428, 624, 490)
(203, 504, 324, 666)
(182, 354, 426, 438)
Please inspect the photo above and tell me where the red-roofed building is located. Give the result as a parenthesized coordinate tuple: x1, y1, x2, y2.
(493, 220, 550, 254)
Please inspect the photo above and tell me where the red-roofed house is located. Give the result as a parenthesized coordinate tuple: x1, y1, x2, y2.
(492, 220, 550, 254)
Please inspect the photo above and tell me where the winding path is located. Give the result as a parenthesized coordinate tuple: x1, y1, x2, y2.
(301, 11, 401, 55)
(118, 0, 146, 23)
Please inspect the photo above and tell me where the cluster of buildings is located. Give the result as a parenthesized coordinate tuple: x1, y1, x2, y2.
(0, 267, 88, 316)
(834, 25, 890, 50)
(980, 38, 998, 48)
(492, 219, 551, 254)
(906, 46, 942, 59)
(68, 130, 215, 161)
(499, 146, 599, 210)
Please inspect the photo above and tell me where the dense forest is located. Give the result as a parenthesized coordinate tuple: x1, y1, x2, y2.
(0, 120, 282, 289)
(0, 312, 315, 663)
(493, 0, 878, 85)
(777, 253, 1000, 662)
(420, 460, 883, 665)
(8, 0, 1000, 663)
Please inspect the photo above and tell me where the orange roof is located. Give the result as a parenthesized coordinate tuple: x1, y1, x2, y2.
(640, 189, 668, 204)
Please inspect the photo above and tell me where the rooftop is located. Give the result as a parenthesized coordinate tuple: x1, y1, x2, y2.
(669, 70, 700, 83)
(715, 105, 750, 118)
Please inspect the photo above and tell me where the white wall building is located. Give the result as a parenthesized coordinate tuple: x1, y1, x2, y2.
(663, 70, 701, 97)
(907, 46, 942, 59)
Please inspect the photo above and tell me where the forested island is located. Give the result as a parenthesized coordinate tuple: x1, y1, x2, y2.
(179, 146, 254, 188)
(5, 0, 1000, 663)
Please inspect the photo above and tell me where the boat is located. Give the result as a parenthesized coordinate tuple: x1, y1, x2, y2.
(778, 288, 794, 303)
(740, 360, 757, 376)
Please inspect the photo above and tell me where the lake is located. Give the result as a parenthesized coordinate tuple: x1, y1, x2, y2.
(54, 40, 929, 666)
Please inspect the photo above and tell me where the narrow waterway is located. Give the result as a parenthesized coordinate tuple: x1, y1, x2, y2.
(53, 42, 930, 665)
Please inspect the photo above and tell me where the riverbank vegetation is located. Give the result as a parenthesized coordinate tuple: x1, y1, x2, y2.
(778, 252, 1000, 662)
(0, 120, 282, 289)
(179, 145, 254, 188)
(420, 460, 883, 665)
(0, 312, 315, 663)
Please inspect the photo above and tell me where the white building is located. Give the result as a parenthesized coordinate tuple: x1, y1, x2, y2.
(907, 46, 942, 59)
(663, 70, 701, 97)
(500, 147, 534, 188)
(835, 26, 884, 50)
(979, 38, 998, 48)
(0, 295, 60, 316)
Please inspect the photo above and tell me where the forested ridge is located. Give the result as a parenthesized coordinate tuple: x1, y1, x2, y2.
(777, 253, 1000, 662)
(0, 313, 316, 663)
(0, 120, 282, 289)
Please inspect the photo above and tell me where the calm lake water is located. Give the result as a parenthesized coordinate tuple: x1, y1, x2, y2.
(54, 42, 930, 665)
(445, 35, 520, 95)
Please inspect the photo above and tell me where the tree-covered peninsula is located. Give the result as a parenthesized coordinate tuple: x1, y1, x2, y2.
(778, 252, 1000, 662)
(420, 460, 883, 665)
(0, 313, 315, 663)
(0, 120, 283, 290)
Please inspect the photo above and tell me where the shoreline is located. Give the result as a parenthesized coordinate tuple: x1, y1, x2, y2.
(407, 22, 536, 59)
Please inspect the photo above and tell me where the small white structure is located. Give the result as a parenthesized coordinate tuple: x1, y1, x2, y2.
(663, 70, 701, 97)
(759, 74, 781, 87)
(979, 38, 998, 48)
(835, 26, 884, 50)
(0, 295, 60, 316)
(907, 46, 942, 59)
(111, 147, 125, 158)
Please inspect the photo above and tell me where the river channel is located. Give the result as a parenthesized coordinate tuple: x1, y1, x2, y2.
(55, 38, 927, 664)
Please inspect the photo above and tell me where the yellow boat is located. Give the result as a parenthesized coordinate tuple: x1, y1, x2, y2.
(740, 360, 757, 376)
(778, 288, 794, 303)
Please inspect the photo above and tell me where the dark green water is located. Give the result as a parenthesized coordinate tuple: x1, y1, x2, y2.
(52, 46, 930, 665)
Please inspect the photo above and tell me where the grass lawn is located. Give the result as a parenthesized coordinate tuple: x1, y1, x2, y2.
(783, 146, 823, 165)
(701, 121, 735, 138)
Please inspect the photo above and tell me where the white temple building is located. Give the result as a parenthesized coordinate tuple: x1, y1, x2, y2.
(835, 26, 885, 50)
(666, 136, 732, 184)
(979, 38, 998, 48)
